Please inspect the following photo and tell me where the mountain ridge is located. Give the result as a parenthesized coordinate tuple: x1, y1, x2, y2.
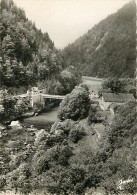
(62, 1, 136, 78)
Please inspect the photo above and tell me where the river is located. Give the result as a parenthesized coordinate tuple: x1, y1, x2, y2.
(19, 76, 102, 129)
(20, 106, 59, 130)
(20, 76, 102, 129)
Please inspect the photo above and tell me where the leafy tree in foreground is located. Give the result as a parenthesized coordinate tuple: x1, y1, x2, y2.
(100, 77, 126, 94)
(58, 85, 90, 121)
(108, 100, 136, 149)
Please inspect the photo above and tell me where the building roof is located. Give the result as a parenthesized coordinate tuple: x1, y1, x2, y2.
(102, 93, 135, 103)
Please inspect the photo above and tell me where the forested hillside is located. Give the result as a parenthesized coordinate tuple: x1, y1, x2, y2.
(0, 0, 64, 88)
(0, 0, 82, 123)
(62, 1, 136, 78)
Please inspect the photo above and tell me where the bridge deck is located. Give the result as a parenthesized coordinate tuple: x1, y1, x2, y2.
(14, 93, 65, 100)
(40, 94, 65, 99)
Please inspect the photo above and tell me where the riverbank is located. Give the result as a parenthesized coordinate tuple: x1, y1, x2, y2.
(0, 107, 59, 194)
(1, 98, 60, 126)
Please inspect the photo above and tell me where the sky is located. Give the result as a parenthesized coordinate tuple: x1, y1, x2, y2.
(13, 0, 131, 49)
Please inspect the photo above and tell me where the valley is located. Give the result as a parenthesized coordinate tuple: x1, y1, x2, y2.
(0, 0, 136, 195)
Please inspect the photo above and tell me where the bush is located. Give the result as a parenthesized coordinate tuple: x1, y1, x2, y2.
(69, 125, 86, 143)
(51, 119, 75, 135)
(34, 129, 48, 147)
(5, 163, 32, 194)
(33, 156, 50, 175)
(88, 104, 101, 124)
(44, 134, 65, 148)
(32, 144, 73, 175)
(38, 165, 86, 195)
(108, 101, 136, 149)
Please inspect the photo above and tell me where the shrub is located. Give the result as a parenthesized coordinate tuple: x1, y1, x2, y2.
(33, 156, 50, 175)
(34, 129, 48, 147)
(44, 134, 65, 148)
(88, 104, 101, 124)
(69, 125, 86, 143)
(51, 119, 75, 136)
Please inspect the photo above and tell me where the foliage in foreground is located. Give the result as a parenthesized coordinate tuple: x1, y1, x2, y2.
(0, 94, 137, 195)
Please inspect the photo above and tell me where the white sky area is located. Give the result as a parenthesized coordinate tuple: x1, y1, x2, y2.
(13, 0, 131, 49)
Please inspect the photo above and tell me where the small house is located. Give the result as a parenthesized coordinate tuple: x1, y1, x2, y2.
(99, 93, 135, 111)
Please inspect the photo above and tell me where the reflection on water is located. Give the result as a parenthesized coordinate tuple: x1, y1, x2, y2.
(20, 107, 59, 130)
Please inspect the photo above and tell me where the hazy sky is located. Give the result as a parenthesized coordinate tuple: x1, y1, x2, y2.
(13, 0, 131, 49)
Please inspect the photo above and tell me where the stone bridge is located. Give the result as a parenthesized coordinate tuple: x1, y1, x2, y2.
(14, 88, 65, 108)
(30, 93, 65, 107)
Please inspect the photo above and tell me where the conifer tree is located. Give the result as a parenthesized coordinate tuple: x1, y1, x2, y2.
(2, 35, 15, 59)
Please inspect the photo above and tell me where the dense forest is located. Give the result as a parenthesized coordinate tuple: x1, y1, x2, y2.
(1, 0, 61, 88)
(0, 0, 81, 94)
(62, 1, 136, 78)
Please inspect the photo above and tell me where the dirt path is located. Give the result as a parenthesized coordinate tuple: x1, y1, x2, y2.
(73, 120, 100, 155)
(83, 120, 100, 150)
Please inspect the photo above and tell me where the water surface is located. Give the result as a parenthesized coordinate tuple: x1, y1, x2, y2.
(20, 107, 59, 129)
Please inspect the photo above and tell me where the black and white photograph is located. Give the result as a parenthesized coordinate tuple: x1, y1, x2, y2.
(0, 0, 136, 194)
